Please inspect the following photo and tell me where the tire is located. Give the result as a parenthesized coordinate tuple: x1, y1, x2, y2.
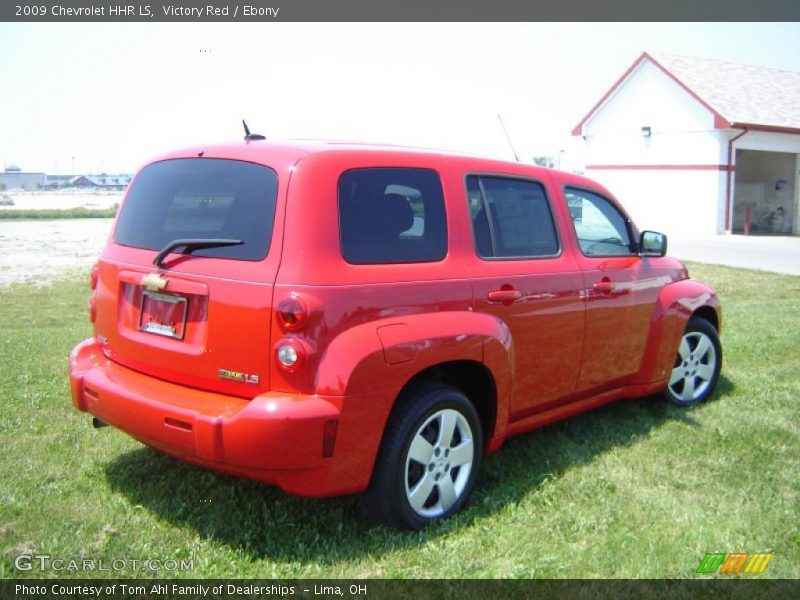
(362, 383, 483, 530)
(663, 317, 722, 407)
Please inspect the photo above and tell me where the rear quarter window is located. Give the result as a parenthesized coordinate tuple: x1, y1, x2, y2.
(114, 158, 278, 261)
(338, 168, 447, 264)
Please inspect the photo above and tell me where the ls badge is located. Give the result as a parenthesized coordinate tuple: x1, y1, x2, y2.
(218, 369, 260, 384)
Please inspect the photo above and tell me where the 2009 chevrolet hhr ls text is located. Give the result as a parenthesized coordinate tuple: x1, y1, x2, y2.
(69, 139, 722, 529)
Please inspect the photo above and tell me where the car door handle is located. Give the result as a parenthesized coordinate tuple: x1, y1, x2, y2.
(488, 289, 524, 303)
(592, 280, 616, 293)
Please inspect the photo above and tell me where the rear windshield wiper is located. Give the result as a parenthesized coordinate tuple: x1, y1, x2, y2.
(153, 238, 244, 267)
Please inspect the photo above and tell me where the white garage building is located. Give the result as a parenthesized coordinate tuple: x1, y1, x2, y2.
(572, 52, 800, 237)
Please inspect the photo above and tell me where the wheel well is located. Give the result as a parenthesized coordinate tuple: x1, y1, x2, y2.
(692, 306, 719, 332)
(400, 360, 497, 446)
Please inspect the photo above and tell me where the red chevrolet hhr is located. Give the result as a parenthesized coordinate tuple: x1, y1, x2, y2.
(69, 139, 722, 529)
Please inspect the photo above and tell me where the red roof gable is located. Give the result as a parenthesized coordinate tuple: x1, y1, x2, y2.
(572, 51, 800, 136)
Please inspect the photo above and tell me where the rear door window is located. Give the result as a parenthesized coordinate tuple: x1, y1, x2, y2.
(467, 175, 559, 259)
(114, 158, 278, 261)
(338, 168, 447, 264)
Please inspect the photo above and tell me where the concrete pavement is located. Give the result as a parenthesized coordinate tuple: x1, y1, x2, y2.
(668, 234, 800, 276)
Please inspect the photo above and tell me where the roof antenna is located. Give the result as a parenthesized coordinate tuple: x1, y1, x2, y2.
(498, 114, 519, 162)
(242, 119, 266, 141)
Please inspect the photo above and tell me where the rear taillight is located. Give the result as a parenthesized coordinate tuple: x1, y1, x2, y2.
(276, 294, 308, 330)
(89, 262, 99, 290)
(274, 338, 308, 373)
(274, 292, 317, 374)
(89, 262, 99, 322)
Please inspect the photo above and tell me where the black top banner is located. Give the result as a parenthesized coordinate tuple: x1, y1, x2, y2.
(2, 0, 800, 22)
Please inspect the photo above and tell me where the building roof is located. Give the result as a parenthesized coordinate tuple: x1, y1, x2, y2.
(573, 51, 800, 135)
(69, 174, 131, 186)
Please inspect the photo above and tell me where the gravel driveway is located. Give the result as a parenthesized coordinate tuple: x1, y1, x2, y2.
(0, 219, 113, 286)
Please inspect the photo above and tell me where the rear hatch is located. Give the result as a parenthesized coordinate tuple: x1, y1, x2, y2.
(94, 157, 280, 397)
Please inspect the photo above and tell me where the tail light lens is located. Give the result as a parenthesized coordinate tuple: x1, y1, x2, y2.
(276, 294, 308, 330)
(89, 262, 99, 322)
(89, 262, 99, 290)
(274, 338, 307, 373)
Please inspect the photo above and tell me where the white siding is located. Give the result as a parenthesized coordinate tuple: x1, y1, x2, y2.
(579, 60, 729, 235)
(593, 169, 725, 238)
(582, 60, 720, 166)
(576, 58, 800, 236)
(735, 131, 800, 154)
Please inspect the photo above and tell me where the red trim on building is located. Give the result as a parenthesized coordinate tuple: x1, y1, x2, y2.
(572, 51, 732, 136)
(714, 114, 731, 129)
(571, 53, 649, 136)
(730, 122, 800, 135)
(725, 128, 750, 232)
(586, 164, 732, 171)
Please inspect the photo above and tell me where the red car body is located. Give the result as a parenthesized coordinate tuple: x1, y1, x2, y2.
(69, 141, 721, 502)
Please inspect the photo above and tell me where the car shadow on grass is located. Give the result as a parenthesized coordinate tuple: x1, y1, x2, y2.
(104, 379, 734, 565)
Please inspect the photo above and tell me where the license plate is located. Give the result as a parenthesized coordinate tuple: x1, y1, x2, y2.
(138, 291, 188, 340)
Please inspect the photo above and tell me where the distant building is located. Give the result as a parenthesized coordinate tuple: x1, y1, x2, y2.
(45, 174, 74, 189)
(572, 52, 800, 236)
(0, 166, 46, 191)
(0, 166, 132, 191)
(69, 174, 131, 190)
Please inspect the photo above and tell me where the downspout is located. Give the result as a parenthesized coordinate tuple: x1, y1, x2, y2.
(725, 128, 749, 232)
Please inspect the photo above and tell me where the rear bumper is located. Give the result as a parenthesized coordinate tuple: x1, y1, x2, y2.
(68, 338, 383, 496)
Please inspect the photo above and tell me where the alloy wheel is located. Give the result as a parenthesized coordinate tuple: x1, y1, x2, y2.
(668, 330, 717, 403)
(404, 408, 475, 518)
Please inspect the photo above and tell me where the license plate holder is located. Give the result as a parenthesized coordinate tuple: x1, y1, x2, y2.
(138, 291, 188, 340)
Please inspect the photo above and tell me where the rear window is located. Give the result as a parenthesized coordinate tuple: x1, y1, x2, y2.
(114, 158, 278, 261)
(338, 168, 447, 264)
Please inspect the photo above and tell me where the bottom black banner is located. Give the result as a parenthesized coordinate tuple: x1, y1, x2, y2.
(2, 579, 799, 600)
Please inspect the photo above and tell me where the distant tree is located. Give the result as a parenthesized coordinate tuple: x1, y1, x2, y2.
(532, 156, 555, 168)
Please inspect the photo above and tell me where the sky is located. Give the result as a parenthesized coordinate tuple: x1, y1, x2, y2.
(1, 22, 799, 175)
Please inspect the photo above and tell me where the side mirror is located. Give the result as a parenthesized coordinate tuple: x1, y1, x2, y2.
(639, 230, 667, 257)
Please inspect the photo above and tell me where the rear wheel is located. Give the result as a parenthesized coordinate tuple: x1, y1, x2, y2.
(362, 383, 482, 530)
(663, 317, 721, 407)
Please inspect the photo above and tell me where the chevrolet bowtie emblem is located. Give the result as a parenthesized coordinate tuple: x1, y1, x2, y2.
(142, 273, 168, 291)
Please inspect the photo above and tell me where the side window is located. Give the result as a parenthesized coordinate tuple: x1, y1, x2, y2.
(467, 175, 559, 259)
(338, 168, 447, 264)
(565, 188, 634, 256)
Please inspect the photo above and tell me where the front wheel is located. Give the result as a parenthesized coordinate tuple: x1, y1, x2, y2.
(362, 383, 482, 530)
(663, 317, 722, 407)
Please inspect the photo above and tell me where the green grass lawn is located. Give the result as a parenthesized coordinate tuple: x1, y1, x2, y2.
(0, 263, 798, 579)
(0, 206, 119, 220)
